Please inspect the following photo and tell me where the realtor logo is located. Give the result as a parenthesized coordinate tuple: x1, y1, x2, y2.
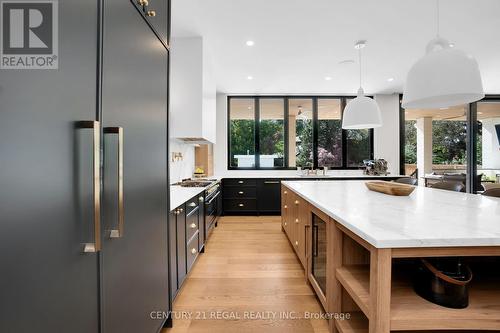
(1, 0, 58, 69)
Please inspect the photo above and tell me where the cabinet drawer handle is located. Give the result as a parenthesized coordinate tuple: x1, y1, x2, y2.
(190, 223, 197, 229)
(295, 218, 299, 224)
(191, 248, 197, 254)
(295, 241, 298, 246)
(146, 10, 156, 17)
(284, 205, 287, 209)
(238, 180, 244, 184)
(138, 0, 148, 5)
(294, 200, 299, 205)
(284, 190, 288, 194)
(199, 196, 204, 202)
(238, 191, 244, 195)
(238, 203, 244, 207)
(179, 208, 184, 212)
(284, 222, 287, 226)
(264, 181, 280, 184)
(188, 202, 196, 207)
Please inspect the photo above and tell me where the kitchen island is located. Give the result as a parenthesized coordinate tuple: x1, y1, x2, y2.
(280, 180, 500, 333)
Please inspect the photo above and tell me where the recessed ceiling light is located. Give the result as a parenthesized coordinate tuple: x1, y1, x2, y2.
(246, 40, 255, 46)
(325, 76, 332, 81)
(449, 42, 455, 48)
(338, 60, 355, 65)
(247, 76, 253, 80)
(439, 107, 449, 110)
(387, 77, 394, 82)
(247, 106, 252, 110)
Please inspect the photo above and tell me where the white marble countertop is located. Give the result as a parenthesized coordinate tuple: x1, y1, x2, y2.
(170, 185, 206, 211)
(282, 180, 500, 249)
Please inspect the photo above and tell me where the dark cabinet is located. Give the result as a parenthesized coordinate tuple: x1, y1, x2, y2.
(168, 209, 178, 302)
(169, 193, 205, 301)
(169, 203, 186, 301)
(131, 0, 169, 47)
(257, 179, 281, 213)
(222, 178, 281, 215)
(100, 1, 170, 332)
(0, 1, 101, 331)
(176, 205, 187, 288)
(0, 0, 170, 332)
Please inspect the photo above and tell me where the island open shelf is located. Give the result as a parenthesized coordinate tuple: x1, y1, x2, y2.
(336, 264, 500, 331)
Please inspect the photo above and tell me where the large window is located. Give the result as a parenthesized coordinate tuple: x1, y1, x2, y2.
(400, 95, 500, 193)
(259, 98, 285, 167)
(402, 104, 468, 181)
(228, 96, 373, 169)
(289, 98, 313, 168)
(317, 98, 342, 167)
(229, 98, 255, 168)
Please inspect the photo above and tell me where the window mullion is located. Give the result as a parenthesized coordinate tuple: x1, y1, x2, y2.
(255, 97, 260, 169)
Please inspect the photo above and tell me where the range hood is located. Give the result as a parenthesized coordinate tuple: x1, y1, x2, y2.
(170, 37, 216, 144)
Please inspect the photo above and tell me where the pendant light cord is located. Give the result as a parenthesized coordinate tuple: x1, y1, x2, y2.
(436, 0, 440, 37)
(358, 47, 362, 90)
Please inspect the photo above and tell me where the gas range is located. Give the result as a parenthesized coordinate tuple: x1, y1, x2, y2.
(173, 178, 218, 188)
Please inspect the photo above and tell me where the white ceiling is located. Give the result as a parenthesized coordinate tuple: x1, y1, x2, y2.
(171, 0, 500, 95)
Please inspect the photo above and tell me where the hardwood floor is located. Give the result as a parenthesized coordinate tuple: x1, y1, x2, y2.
(163, 216, 329, 333)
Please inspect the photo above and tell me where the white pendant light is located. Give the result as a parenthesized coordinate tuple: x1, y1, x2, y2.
(342, 40, 382, 129)
(402, 0, 484, 109)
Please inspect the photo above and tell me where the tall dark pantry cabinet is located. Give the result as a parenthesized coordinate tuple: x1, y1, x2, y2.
(0, 0, 171, 332)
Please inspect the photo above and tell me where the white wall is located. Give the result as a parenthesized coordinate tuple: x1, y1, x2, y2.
(169, 139, 195, 183)
(374, 94, 401, 176)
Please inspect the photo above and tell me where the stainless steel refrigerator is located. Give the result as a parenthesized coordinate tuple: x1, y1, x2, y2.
(0, 0, 170, 332)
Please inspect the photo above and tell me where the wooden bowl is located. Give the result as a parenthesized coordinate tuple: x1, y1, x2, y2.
(365, 181, 416, 196)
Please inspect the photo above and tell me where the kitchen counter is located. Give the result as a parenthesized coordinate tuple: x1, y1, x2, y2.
(282, 180, 500, 248)
(170, 185, 206, 210)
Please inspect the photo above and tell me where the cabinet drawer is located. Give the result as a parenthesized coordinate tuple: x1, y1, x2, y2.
(223, 179, 257, 187)
(186, 208, 199, 243)
(186, 233, 199, 272)
(223, 187, 256, 199)
(223, 199, 257, 212)
(185, 195, 202, 216)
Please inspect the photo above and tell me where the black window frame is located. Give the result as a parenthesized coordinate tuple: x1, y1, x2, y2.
(227, 95, 374, 170)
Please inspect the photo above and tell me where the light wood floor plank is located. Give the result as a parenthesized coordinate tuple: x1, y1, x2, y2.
(163, 216, 328, 333)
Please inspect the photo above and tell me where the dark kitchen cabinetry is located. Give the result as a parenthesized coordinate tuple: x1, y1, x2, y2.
(222, 178, 280, 215)
(257, 179, 281, 214)
(223, 178, 257, 214)
(131, 0, 169, 47)
(169, 194, 204, 301)
(0, 0, 171, 331)
(100, 0, 170, 332)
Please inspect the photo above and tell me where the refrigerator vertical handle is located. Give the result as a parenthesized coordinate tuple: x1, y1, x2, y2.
(77, 121, 101, 253)
(104, 127, 124, 238)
